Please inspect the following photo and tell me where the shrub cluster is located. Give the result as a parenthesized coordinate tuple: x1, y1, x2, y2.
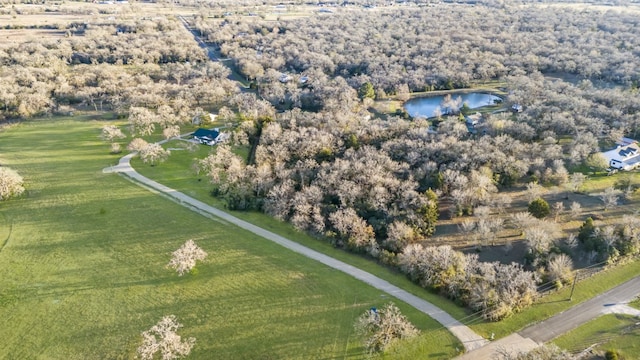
(398, 245, 538, 321)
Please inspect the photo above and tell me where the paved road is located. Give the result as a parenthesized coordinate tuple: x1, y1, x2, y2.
(519, 275, 640, 343)
(103, 151, 488, 352)
(457, 274, 640, 359)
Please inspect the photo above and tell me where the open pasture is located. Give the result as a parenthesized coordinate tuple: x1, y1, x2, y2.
(0, 115, 458, 359)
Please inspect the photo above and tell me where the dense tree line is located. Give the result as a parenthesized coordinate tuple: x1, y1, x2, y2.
(197, 5, 640, 93)
(0, 16, 236, 120)
(399, 244, 537, 320)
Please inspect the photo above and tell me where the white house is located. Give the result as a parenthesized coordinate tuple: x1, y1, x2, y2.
(279, 74, 292, 83)
(601, 141, 640, 171)
(465, 112, 482, 126)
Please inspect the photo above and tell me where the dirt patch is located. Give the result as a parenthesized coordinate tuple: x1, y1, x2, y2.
(461, 240, 529, 266)
(430, 182, 638, 268)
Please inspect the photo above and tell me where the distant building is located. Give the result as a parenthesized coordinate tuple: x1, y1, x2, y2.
(601, 140, 640, 171)
(465, 112, 482, 126)
(279, 73, 292, 83)
(511, 104, 523, 113)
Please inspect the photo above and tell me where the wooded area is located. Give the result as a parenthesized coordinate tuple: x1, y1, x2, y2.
(0, 14, 236, 120)
(2, 0, 640, 323)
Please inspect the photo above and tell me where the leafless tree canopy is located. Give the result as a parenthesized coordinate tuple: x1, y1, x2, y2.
(0, 15, 236, 120)
(138, 315, 195, 360)
(140, 143, 171, 166)
(0, 167, 25, 201)
(200, 6, 640, 91)
(398, 244, 538, 321)
(167, 240, 208, 276)
(354, 303, 419, 354)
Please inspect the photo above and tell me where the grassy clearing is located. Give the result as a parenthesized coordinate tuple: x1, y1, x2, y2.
(552, 314, 640, 358)
(580, 171, 640, 194)
(630, 297, 640, 310)
(0, 116, 459, 359)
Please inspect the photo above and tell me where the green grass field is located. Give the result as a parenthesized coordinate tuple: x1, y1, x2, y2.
(0, 116, 459, 359)
(552, 314, 640, 359)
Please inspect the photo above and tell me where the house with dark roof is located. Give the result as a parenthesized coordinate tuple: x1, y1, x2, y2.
(192, 128, 220, 146)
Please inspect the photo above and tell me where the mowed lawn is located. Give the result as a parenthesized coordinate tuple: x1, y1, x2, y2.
(552, 314, 640, 358)
(0, 116, 459, 359)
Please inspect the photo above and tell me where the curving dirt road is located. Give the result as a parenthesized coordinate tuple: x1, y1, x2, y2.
(103, 151, 488, 352)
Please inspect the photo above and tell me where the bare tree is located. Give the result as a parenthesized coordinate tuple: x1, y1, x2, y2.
(163, 125, 181, 140)
(598, 225, 618, 253)
(110, 142, 122, 154)
(565, 233, 579, 250)
(474, 205, 491, 220)
(569, 201, 582, 218)
(395, 84, 410, 102)
(167, 240, 208, 276)
(524, 226, 553, 256)
(128, 138, 150, 152)
(491, 193, 512, 214)
(600, 186, 621, 211)
(525, 182, 545, 203)
(0, 167, 25, 201)
(510, 212, 536, 233)
(567, 172, 587, 193)
(551, 202, 564, 222)
(354, 303, 419, 354)
(384, 221, 416, 253)
(140, 143, 171, 166)
(100, 125, 125, 142)
(329, 208, 377, 255)
(547, 254, 573, 285)
(458, 219, 476, 240)
(138, 315, 195, 360)
(129, 107, 158, 136)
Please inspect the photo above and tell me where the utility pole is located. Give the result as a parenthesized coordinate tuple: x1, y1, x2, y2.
(569, 271, 579, 301)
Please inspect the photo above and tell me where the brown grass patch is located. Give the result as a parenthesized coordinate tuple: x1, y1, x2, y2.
(0, 14, 92, 27)
(0, 29, 66, 47)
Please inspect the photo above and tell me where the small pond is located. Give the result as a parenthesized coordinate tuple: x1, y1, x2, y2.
(404, 92, 502, 118)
